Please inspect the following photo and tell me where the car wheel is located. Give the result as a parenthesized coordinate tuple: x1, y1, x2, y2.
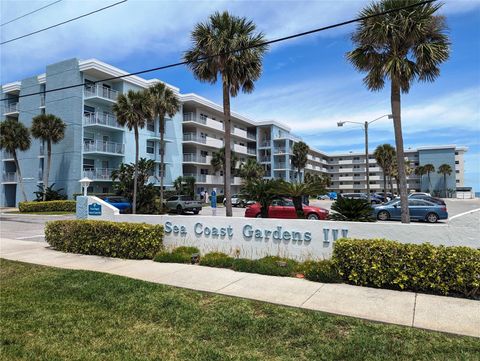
(176, 205, 183, 214)
(193, 210, 200, 215)
(426, 212, 438, 223)
(307, 213, 319, 220)
(377, 210, 390, 221)
(255, 213, 262, 218)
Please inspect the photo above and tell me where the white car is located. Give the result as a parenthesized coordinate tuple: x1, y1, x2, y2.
(409, 192, 431, 197)
(223, 194, 253, 208)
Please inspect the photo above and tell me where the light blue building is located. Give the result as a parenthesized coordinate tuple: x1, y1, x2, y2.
(1, 58, 469, 206)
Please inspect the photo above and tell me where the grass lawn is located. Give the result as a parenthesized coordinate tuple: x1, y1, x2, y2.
(1, 260, 479, 361)
(5, 211, 74, 215)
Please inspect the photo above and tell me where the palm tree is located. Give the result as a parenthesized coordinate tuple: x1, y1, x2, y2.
(392, 159, 412, 193)
(347, 0, 450, 223)
(415, 165, 426, 191)
(210, 147, 239, 176)
(31, 114, 66, 201)
(184, 11, 268, 217)
(240, 178, 280, 218)
(0, 119, 31, 201)
(438, 164, 452, 198)
(239, 158, 264, 182)
(423, 164, 435, 193)
(112, 90, 152, 213)
(291, 141, 309, 182)
(173, 176, 184, 194)
(373, 144, 396, 196)
(147, 83, 180, 207)
(276, 181, 324, 219)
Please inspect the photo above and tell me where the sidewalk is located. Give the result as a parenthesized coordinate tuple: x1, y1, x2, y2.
(1, 237, 478, 338)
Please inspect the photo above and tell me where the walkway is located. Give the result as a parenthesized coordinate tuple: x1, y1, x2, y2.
(1, 237, 478, 338)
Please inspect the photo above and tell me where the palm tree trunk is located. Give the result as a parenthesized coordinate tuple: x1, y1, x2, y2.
(43, 140, 52, 201)
(159, 116, 165, 208)
(383, 170, 387, 199)
(222, 75, 232, 217)
(389, 174, 394, 196)
(133, 126, 139, 214)
(391, 79, 410, 223)
(13, 151, 28, 202)
(444, 173, 447, 198)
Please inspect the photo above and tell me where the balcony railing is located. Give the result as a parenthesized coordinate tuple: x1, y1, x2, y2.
(84, 84, 118, 101)
(83, 140, 124, 155)
(260, 156, 270, 162)
(259, 140, 271, 148)
(84, 111, 122, 129)
(83, 168, 116, 180)
(247, 148, 256, 155)
(2, 172, 17, 182)
(183, 112, 206, 125)
(274, 147, 286, 154)
(183, 133, 206, 144)
(183, 153, 207, 163)
(247, 133, 256, 140)
(4, 102, 19, 114)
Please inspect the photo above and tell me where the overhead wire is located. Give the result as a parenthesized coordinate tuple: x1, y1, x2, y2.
(0, 0, 63, 27)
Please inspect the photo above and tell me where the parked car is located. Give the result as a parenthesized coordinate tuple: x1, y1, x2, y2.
(373, 199, 447, 223)
(102, 196, 132, 213)
(165, 195, 202, 214)
(222, 194, 254, 208)
(409, 192, 431, 197)
(408, 194, 446, 206)
(245, 198, 329, 220)
(373, 192, 393, 202)
(317, 194, 330, 200)
(339, 193, 382, 204)
(328, 192, 337, 200)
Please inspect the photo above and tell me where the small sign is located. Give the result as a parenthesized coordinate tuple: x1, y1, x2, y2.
(88, 203, 102, 216)
(210, 190, 217, 209)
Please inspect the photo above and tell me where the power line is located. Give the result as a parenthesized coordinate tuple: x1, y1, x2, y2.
(1, 0, 436, 101)
(0, 0, 63, 27)
(0, 0, 127, 45)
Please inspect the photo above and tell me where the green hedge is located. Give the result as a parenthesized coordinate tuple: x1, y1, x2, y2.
(333, 238, 480, 298)
(19, 200, 76, 213)
(233, 256, 299, 277)
(200, 252, 235, 268)
(302, 260, 342, 283)
(45, 220, 163, 259)
(154, 247, 200, 264)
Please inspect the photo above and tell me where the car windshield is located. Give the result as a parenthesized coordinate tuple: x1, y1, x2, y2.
(180, 196, 193, 201)
(383, 199, 399, 206)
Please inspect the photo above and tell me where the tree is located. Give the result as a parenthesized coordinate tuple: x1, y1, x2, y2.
(240, 179, 280, 218)
(0, 119, 31, 201)
(347, 0, 450, 223)
(276, 181, 324, 219)
(113, 90, 152, 213)
(423, 164, 435, 193)
(173, 176, 196, 198)
(291, 141, 309, 182)
(415, 165, 426, 191)
(31, 114, 66, 201)
(373, 144, 396, 195)
(147, 82, 180, 207)
(184, 11, 268, 217)
(438, 164, 452, 198)
(239, 158, 264, 182)
(304, 172, 331, 191)
(210, 147, 239, 176)
(329, 197, 375, 222)
(391, 159, 412, 193)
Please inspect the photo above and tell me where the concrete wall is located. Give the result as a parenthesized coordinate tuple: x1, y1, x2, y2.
(84, 196, 479, 261)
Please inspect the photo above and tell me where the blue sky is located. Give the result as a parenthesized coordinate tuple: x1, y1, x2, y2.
(1, 0, 479, 189)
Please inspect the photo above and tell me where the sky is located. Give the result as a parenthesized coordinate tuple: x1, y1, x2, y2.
(1, 0, 479, 189)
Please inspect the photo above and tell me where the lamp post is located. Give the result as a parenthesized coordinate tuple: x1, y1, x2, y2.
(337, 114, 393, 202)
(79, 177, 92, 196)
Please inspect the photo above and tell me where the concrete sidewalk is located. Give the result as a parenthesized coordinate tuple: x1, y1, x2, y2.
(1, 237, 478, 338)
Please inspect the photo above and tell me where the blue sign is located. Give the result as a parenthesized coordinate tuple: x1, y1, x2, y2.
(88, 203, 102, 216)
(210, 190, 217, 208)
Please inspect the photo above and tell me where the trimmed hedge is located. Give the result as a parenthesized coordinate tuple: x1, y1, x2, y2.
(233, 256, 299, 277)
(154, 247, 200, 264)
(19, 200, 76, 213)
(333, 238, 480, 298)
(200, 252, 235, 268)
(302, 260, 342, 283)
(45, 220, 163, 259)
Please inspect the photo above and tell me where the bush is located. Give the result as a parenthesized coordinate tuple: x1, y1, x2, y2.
(19, 200, 76, 213)
(302, 260, 342, 283)
(200, 252, 235, 268)
(154, 246, 200, 264)
(333, 238, 480, 298)
(45, 220, 163, 259)
(233, 256, 299, 277)
(329, 197, 375, 222)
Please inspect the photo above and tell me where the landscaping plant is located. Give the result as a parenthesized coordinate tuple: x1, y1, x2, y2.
(154, 247, 200, 264)
(329, 197, 375, 222)
(19, 200, 76, 213)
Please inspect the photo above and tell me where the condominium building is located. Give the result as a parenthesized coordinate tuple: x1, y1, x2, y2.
(0, 58, 468, 206)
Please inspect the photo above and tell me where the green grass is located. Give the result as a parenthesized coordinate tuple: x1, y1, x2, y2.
(1, 260, 479, 361)
(6, 211, 74, 215)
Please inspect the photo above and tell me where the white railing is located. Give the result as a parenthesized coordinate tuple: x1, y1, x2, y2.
(183, 133, 207, 144)
(4, 102, 19, 113)
(83, 168, 116, 180)
(84, 84, 118, 101)
(2, 151, 14, 160)
(2, 172, 17, 182)
(183, 153, 207, 163)
(84, 111, 122, 129)
(83, 140, 124, 154)
(274, 147, 286, 154)
(183, 112, 206, 125)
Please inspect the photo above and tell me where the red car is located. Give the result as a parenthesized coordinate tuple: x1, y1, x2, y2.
(245, 198, 329, 220)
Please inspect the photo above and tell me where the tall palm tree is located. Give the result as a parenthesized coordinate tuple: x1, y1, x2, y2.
(31, 114, 66, 201)
(438, 164, 452, 198)
(184, 11, 268, 216)
(347, 0, 450, 223)
(392, 159, 412, 193)
(291, 141, 309, 182)
(113, 90, 152, 213)
(147, 83, 180, 207)
(238, 157, 264, 182)
(373, 144, 396, 196)
(415, 165, 426, 191)
(210, 147, 239, 176)
(423, 164, 435, 193)
(0, 119, 31, 201)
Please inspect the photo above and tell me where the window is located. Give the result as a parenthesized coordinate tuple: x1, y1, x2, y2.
(146, 141, 154, 154)
(456, 180, 460, 183)
(84, 105, 95, 114)
(200, 169, 209, 175)
(147, 120, 154, 132)
(200, 150, 208, 157)
(354, 165, 360, 169)
(83, 159, 94, 171)
(455, 161, 459, 164)
(102, 187, 109, 193)
(83, 131, 94, 142)
(353, 157, 360, 160)
(354, 182, 361, 185)
(354, 173, 360, 176)
(456, 170, 460, 173)
(455, 152, 458, 155)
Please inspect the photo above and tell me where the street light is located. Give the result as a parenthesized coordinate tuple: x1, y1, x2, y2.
(79, 177, 92, 196)
(337, 114, 393, 202)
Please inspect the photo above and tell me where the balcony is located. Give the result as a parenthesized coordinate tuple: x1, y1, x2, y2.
(2, 172, 17, 183)
(83, 140, 124, 155)
(183, 112, 224, 131)
(260, 156, 270, 163)
(247, 132, 256, 140)
(183, 153, 209, 164)
(247, 148, 256, 155)
(83, 168, 116, 181)
(84, 84, 118, 102)
(274, 147, 287, 154)
(274, 162, 289, 169)
(232, 127, 248, 139)
(183, 173, 208, 183)
(233, 144, 248, 154)
(4, 102, 19, 115)
(84, 111, 123, 129)
(183, 133, 206, 144)
(258, 140, 271, 148)
(2, 151, 14, 160)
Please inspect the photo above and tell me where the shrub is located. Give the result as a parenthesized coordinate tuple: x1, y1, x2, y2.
(45, 220, 163, 259)
(302, 260, 342, 283)
(233, 256, 299, 277)
(19, 200, 76, 213)
(333, 238, 480, 298)
(329, 197, 375, 222)
(154, 246, 200, 264)
(34, 183, 67, 201)
(200, 252, 235, 268)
